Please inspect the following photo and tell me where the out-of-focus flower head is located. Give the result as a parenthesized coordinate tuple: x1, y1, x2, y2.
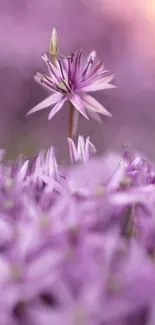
(0, 139, 155, 324)
(67, 135, 96, 163)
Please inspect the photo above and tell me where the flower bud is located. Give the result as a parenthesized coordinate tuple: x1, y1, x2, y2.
(49, 28, 59, 60)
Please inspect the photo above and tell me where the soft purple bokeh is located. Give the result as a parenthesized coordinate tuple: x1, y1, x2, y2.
(0, 0, 155, 159)
(0, 139, 155, 324)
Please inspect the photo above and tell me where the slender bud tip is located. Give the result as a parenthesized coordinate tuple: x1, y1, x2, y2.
(49, 27, 59, 57)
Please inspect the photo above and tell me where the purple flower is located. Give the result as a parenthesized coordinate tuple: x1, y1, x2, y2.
(68, 135, 96, 163)
(27, 146, 59, 184)
(66, 152, 125, 197)
(27, 29, 115, 124)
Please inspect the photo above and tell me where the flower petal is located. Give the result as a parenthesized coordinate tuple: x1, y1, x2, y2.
(42, 54, 70, 92)
(67, 138, 78, 163)
(87, 110, 103, 124)
(69, 94, 89, 120)
(81, 83, 116, 92)
(77, 135, 86, 161)
(42, 54, 61, 82)
(87, 50, 96, 62)
(48, 96, 67, 120)
(27, 93, 62, 116)
(85, 137, 97, 158)
(17, 160, 29, 183)
(79, 75, 116, 92)
(70, 49, 82, 83)
(81, 51, 97, 80)
(82, 94, 112, 117)
(87, 60, 104, 79)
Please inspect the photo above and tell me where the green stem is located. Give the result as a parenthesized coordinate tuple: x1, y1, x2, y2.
(69, 102, 74, 138)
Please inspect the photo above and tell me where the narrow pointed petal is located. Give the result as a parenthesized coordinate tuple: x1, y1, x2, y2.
(41, 54, 61, 82)
(42, 54, 71, 92)
(100, 73, 115, 83)
(69, 94, 89, 120)
(78, 74, 115, 92)
(17, 160, 29, 182)
(77, 73, 102, 90)
(82, 94, 112, 117)
(80, 83, 116, 92)
(87, 60, 104, 79)
(27, 93, 62, 116)
(77, 135, 86, 161)
(34, 73, 55, 91)
(71, 49, 82, 83)
(34, 73, 42, 84)
(48, 96, 67, 120)
(67, 138, 78, 163)
(87, 50, 96, 62)
(85, 137, 97, 158)
(87, 110, 103, 124)
(82, 51, 97, 80)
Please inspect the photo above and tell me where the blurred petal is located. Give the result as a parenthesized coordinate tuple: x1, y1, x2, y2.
(77, 135, 86, 161)
(87, 110, 103, 124)
(67, 138, 78, 163)
(85, 137, 97, 158)
(68, 135, 96, 164)
(17, 160, 29, 183)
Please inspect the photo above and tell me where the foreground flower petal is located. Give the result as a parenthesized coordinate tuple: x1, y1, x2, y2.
(67, 136, 96, 163)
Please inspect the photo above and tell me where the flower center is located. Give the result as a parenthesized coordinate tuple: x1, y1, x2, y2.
(58, 79, 70, 92)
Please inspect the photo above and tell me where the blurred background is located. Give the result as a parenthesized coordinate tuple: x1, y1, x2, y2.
(1, 0, 155, 160)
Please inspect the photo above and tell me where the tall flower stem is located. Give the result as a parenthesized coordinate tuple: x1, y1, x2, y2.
(69, 102, 74, 138)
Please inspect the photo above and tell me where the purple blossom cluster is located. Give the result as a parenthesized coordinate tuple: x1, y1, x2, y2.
(0, 136, 155, 325)
(27, 28, 115, 137)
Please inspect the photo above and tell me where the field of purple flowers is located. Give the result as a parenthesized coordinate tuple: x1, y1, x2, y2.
(0, 23, 155, 323)
(1, 1, 155, 324)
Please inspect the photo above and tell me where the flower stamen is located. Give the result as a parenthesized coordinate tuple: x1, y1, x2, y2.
(58, 59, 65, 79)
